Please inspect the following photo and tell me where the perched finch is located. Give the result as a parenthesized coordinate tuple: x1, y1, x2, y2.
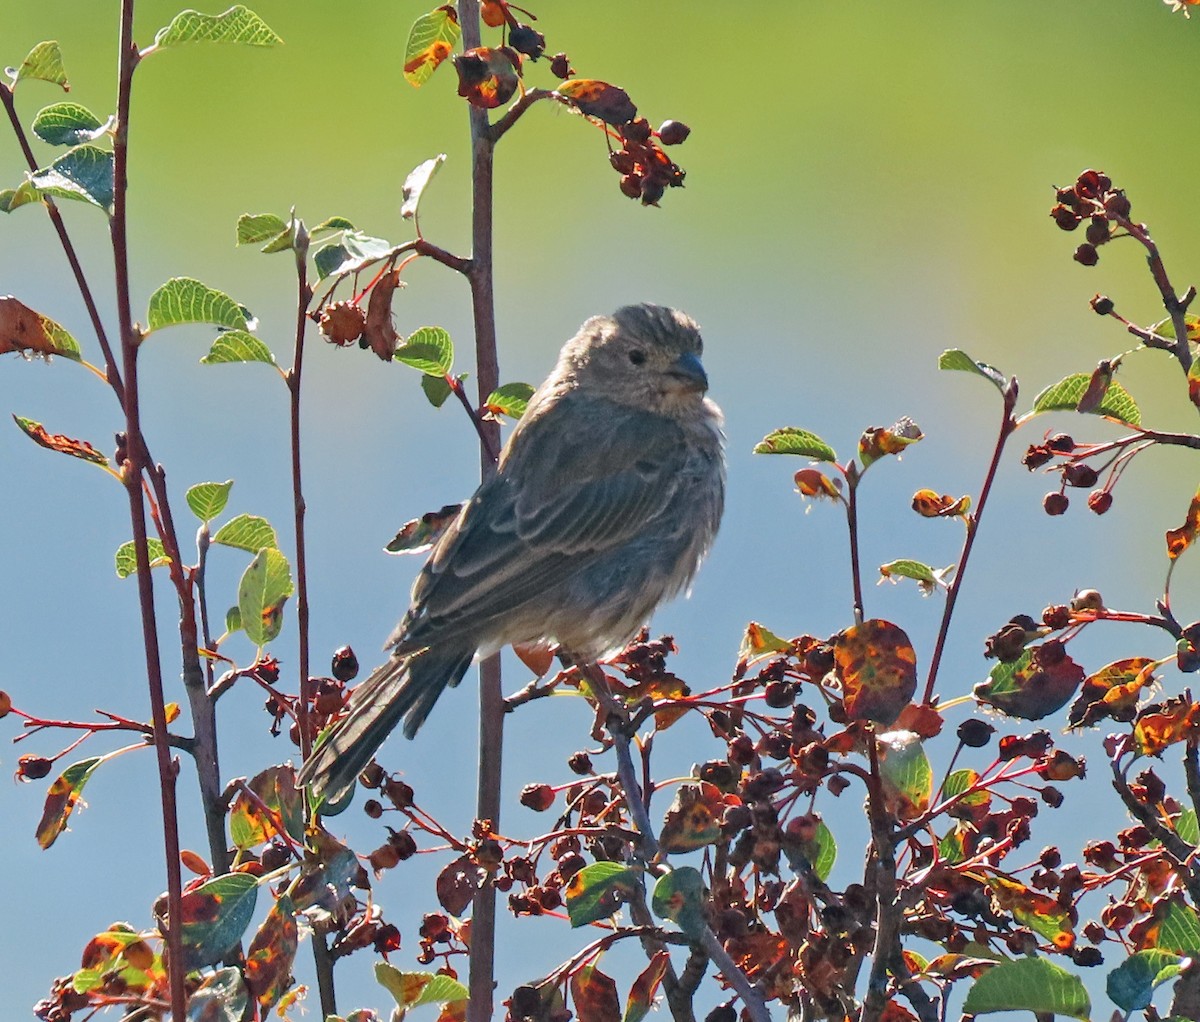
(298, 304, 725, 801)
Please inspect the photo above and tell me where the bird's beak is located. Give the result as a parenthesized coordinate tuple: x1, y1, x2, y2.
(665, 351, 709, 394)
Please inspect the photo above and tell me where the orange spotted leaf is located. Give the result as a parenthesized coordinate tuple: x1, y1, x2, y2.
(1188, 361, 1200, 411)
(623, 951, 670, 1022)
(36, 755, 104, 848)
(659, 782, 725, 853)
(453, 47, 520, 109)
(386, 502, 464, 554)
(13, 415, 109, 468)
(1166, 487, 1200, 560)
(988, 876, 1076, 949)
(244, 894, 297, 1010)
(651, 866, 708, 939)
(794, 467, 841, 500)
(229, 764, 304, 851)
(1133, 697, 1200, 757)
(571, 964, 620, 1022)
(376, 963, 469, 1010)
(0, 296, 81, 360)
(555, 79, 637, 126)
(738, 621, 791, 666)
(566, 862, 640, 927)
(178, 872, 259, 970)
(1068, 656, 1159, 728)
(858, 417, 922, 469)
(834, 619, 918, 724)
(974, 644, 1085, 720)
(403, 7, 461, 87)
(911, 489, 970, 518)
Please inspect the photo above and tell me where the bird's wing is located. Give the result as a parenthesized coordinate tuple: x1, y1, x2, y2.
(392, 393, 691, 650)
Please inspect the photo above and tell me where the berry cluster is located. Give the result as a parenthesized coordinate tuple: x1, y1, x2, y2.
(1050, 168, 1132, 268)
(1022, 433, 1115, 517)
(610, 117, 689, 206)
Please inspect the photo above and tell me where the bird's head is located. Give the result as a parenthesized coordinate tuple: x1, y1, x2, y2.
(565, 303, 710, 416)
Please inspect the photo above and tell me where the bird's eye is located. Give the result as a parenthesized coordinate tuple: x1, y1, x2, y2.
(628, 349, 646, 366)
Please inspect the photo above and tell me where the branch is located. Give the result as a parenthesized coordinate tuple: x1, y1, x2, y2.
(922, 380, 1018, 704)
(490, 87, 558, 144)
(110, 5, 186, 1018)
(1111, 758, 1200, 905)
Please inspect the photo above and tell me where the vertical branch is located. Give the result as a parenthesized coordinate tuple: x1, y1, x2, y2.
(921, 381, 1018, 705)
(110, 3, 186, 1018)
(844, 470, 865, 626)
(458, 4, 505, 1021)
(860, 737, 899, 1022)
(288, 226, 338, 1016)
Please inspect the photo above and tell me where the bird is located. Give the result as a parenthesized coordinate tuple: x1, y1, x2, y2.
(298, 303, 725, 802)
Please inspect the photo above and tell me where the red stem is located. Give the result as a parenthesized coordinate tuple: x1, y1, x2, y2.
(110, 5, 186, 1017)
(921, 381, 1018, 704)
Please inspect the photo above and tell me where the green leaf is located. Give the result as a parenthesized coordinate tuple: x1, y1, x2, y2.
(13, 415, 110, 468)
(152, 6, 282, 49)
(784, 818, 837, 882)
(376, 964, 468, 1009)
(200, 329, 276, 366)
(178, 872, 259, 971)
(114, 538, 171, 578)
(395, 326, 453, 375)
(401, 154, 446, 220)
(35, 756, 104, 848)
(565, 863, 641, 928)
(1150, 315, 1200, 342)
(403, 7, 462, 88)
(186, 480, 234, 523)
(421, 373, 453, 408)
(313, 242, 349, 280)
(238, 547, 293, 647)
(1176, 808, 1198, 845)
(1151, 901, 1200, 954)
(943, 769, 989, 806)
(1032, 372, 1141, 426)
(310, 216, 354, 236)
(0, 180, 41, 213)
(753, 427, 838, 462)
(484, 382, 535, 419)
(212, 513, 278, 553)
(938, 348, 1006, 391)
(229, 765, 305, 850)
(31, 103, 109, 146)
(236, 212, 287, 244)
(146, 278, 252, 333)
(225, 605, 242, 634)
(315, 231, 395, 278)
(187, 968, 248, 1022)
(651, 867, 708, 939)
(961, 956, 1090, 1019)
(1106, 950, 1183, 1012)
(877, 730, 932, 820)
(11, 41, 69, 90)
(29, 144, 114, 213)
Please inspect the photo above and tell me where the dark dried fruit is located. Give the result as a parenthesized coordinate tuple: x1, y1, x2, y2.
(1051, 205, 1081, 231)
(1087, 490, 1113, 515)
(1043, 492, 1069, 516)
(1063, 463, 1098, 488)
(508, 23, 545, 60)
(957, 718, 995, 748)
(332, 645, 359, 682)
(519, 783, 555, 812)
(549, 52, 573, 79)
(1090, 294, 1114, 316)
(567, 751, 593, 775)
(1073, 244, 1099, 267)
(658, 120, 691, 145)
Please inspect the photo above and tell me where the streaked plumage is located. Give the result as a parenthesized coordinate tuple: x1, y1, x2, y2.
(298, 304, 725, 801)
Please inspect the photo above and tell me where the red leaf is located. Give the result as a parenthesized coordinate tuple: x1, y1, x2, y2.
(834, 619, 918, 724)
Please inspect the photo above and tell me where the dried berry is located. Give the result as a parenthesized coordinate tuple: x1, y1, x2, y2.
(658, 120, 691, 145)
(1090, 294, 1114, 316)
(1073, 243, 1099, 267)
(957, 718, 995, 748)
(364, 799, 384, 819)
(1042, 605, 1071, 629)
(519, 783, 555, 812)
(1087, 490, 1113, 515)
(17, 755, 53, 780)
(619, 174, 643, 200)
(1051, 205, 1081, 231)
(331, 645, 359, 682)
(1063, 463, 1098, 488)
(1022, 444, 1053, 470)
(549, 52, 573, 79)
(621, 118, 652, 144)
(319, 301, 367, 346)
(508, 23, 545, 60)
(1085, 218, 1110, 247)
(1043, 492, 1069, 516)
(1103, 191, 1131, 218)
(567, 750, 593, 775)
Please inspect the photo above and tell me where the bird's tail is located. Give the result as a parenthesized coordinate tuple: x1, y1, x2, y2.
(296, 642, 474, 803)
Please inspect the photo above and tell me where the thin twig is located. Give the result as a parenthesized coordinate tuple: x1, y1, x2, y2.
(922, 380, 1019, 704)
(844, 467, 865, 626)
(110, 6, 186, 1018)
